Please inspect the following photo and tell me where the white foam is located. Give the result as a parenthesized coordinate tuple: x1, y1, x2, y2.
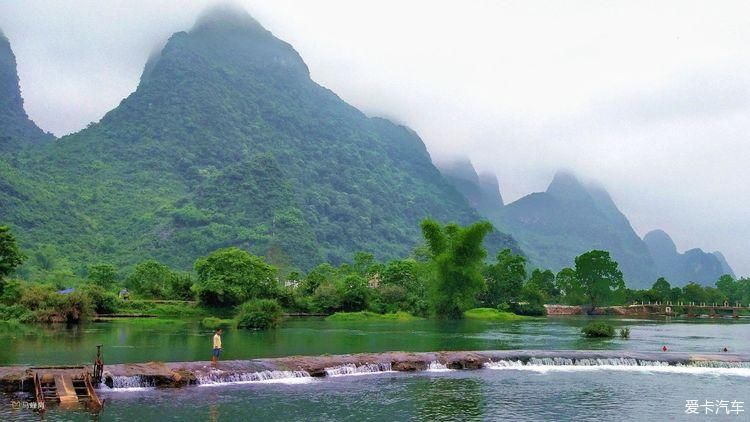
(101, 386, 156, 392)
(198, 377, 316, 387)
(426, 361, 453, 372)
(325, 362, 394, 377)
(197, 369, 312, 386)
(484, 359, 750, 377)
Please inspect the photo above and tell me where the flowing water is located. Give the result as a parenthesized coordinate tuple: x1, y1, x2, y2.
(1, 316, 748, 365)
(1, 316, 749, 420)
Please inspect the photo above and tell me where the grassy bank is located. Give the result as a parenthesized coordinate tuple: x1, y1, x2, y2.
(464, 308, 536, 321)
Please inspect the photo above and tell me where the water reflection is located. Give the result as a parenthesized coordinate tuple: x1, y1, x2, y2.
(1, 316, 748, 366)
(413, 377, 483, 421)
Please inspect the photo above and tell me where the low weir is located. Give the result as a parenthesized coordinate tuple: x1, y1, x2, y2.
(1, 350, 748, 392)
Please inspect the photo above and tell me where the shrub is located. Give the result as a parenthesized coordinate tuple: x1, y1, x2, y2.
(81, 285, 120, 314)
(126, 260, 171, 298)
(20, 286, 93, 323)
(311, 282, 341, 314)
(88, 264, 117, 289)
(619, 327, 631, 338)
(0, 303, 33, 322)
(20, 284, 58, 310)
(201, 317, 234, 330)
(464, 308, 531, 321)
(339, 274, 369, 312)
(509, 302, 548, 316)
(235, 299, 283, 330)
(0, 279, 23, 305)
(581, 321, 615, 338)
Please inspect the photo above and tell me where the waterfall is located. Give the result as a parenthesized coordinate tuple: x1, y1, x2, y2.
(426, 361, 452, 372)
(484, 358, 750, 377)
(324, 362, 393, 377)
(197, 370, 312, 386)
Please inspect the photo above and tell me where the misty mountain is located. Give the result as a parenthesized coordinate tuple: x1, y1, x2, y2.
(436, 158, 504, 217)
(500, 171, 658, 288)
(0, 31, 52, 150)
(438, 160, 659, 288)
(712, 251, 736, 278)
(643, 229, 734, 285)
(0, 8, 517, 273)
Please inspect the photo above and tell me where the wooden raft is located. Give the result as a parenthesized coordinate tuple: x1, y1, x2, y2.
(31, 366, 102, 410)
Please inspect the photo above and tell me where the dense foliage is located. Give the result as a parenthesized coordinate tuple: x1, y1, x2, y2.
(0, 225, 25, 294)
(581, 321, 615, 338)
(235, 298, 283, 329)
(421, 219, 494, 318)
(574, 250, 626, 310)
(194, 247, 277, 306)
(0, 9, 516, 280)
(0, 220, 746, 329)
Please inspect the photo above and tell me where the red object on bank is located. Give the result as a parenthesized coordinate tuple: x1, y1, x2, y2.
(662, 346, 667, 352)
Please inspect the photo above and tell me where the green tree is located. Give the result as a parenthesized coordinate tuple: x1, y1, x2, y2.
(301, 263, 336, 295)
(715, 275, 737, 303)
(88, 264, 117, 289)
(0, 226, 25, 295)
(339, 274, 369, 311)
(378, 259, 428, 315)
(682, 282, 707, 304)
(353, 252, 381, 277)
(555, 267, 585, 305)
(482, 248, 526, 307)
(127, 260, 183, 299)
(527, 269, 559, 303)
(651, 277, 672, 303)
(574, 250, 625, 311)
(194, 247, 277, 307)
(421, 219, 493, 318)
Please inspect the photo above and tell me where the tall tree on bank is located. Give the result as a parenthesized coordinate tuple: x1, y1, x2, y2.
(555, 267, 585, 305)
(482, 248, 526, 307)
(421, 219, 493, 318)
(0, 225, 25, 294)
(574, 250, 625, 311)
(194, 247, 277, 306)
(651, 277, 672, 303)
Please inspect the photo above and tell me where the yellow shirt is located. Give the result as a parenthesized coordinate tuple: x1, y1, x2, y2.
(213, 333, 221, 349)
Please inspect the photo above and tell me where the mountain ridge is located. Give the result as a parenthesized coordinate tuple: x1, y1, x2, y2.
(0, 30, 53, 150)
(644, 229, 733, 285)
(0, 8, 517, 275)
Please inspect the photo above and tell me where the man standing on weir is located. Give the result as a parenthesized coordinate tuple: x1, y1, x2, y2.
(211, 328, 223, 366)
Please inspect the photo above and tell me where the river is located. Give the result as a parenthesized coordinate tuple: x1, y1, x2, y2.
(1, 316, 749, 420)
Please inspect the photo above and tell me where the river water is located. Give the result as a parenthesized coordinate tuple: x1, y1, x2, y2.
(1, 316, 749, 420)
(1, 316, 748, 365)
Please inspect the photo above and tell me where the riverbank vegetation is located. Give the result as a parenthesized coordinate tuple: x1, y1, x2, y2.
(0, 223, 747, 329)
(464, 308, 532, 321)
(582, 321, 616, 338)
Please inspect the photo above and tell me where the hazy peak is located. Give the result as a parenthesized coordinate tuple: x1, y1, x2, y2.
(435, 156, 479, 184)
(192, 4, 266, 34)
(546, 170, 590, 201)
(643, 229, 677, 253)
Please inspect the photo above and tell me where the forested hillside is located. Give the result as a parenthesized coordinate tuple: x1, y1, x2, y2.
(0, 9, 516, 277)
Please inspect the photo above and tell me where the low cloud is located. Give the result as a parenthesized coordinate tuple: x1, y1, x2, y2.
(1, 0, 748, 275)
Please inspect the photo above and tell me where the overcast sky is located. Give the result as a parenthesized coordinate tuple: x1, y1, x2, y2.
(1, 0, 748, 276)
